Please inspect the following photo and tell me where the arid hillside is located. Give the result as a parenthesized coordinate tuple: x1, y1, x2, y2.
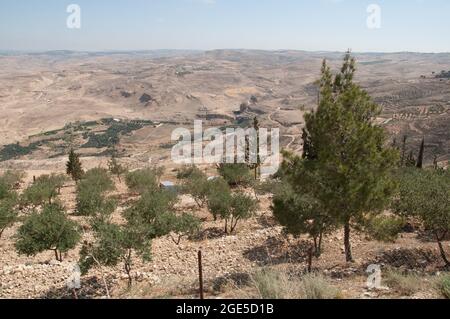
(0, 50, 449, 168)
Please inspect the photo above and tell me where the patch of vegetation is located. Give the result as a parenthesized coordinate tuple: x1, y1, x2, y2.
(435, 70, 450, 79)
(125, 168, 163, 195)
(251, 268, 341, 299)
(0, 141, 40, 161)
(384, 268, 424, 296)
(15, 203, 81, 261)
(366, 214, 405, 243)
(21, 174, 68, 206)
(437, 274, 450, 299)
(218, 163, 254, 187)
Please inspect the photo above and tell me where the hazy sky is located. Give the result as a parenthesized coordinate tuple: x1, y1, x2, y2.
(1, 0, 449, 52)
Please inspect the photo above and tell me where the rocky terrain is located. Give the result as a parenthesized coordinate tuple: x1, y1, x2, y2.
(0, 50, 449, 169)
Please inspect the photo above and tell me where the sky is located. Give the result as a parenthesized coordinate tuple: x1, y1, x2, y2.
(0, 0, 449, 53)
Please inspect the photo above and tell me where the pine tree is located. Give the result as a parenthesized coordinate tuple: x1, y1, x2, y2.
(416, 138, 425, 169)
(290, 52, 398, 262)
(66, 149, 84, 182)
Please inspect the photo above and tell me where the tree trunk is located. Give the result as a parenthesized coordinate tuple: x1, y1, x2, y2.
(54, 249, 60, 261)
(124, 250, 132, 288)
(344, 221, 354, 263)
(224, 219, 228, 234)
(436, 232, 450, 267)
(314, 232, 323, 258)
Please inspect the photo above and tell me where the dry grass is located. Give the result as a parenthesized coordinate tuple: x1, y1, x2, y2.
(383, 269, 427, 296)
(437, 273, 450, 299)
(249, 268, 341, 299)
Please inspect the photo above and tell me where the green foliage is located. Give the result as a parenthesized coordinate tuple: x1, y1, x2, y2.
(218, 163, 253, 187)
(81, 121, 148, 149)
(79, 222, 126, 274)
(0, 142, 40, 162)
(0, 170, 25, 201)
(15, 203, 80, 261)
(206, 178, 257, 233)
(123, 189, 177, 237)
(108, 155, 127, 181)
(75, 169, 116, 217)
(0, 196, 18, 238)
(438, 274, 450, 299)
(21, 174, 67, 206)
(206, 178, 232, 221)
(366, 214, 405, 243)
(272, 179, 334, 256)
(179, 166, 209, 208)
(285, 53, 399, 262)
(162, 213, 202, 245)
(66, 149, 84, 181)
(82, 168, 115, 193)
(81, 187, 194, 287)
(125, 168, 161, 194)
(393, 168, 450, 265)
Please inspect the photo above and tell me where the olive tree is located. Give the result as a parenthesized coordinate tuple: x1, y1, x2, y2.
(15, 203, 80, 261)
(393, 168, 450, 266)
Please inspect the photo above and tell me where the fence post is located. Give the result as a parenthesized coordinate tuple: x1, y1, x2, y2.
(198, 250, 204, 300)
(307, 246, 313, 273)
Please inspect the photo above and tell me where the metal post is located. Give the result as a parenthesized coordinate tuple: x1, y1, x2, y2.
(198, 250, 204, 299)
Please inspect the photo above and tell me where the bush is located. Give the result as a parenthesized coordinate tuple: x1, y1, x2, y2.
(0, 196, 18, 238)
(367, 215, 405, 243)
(81, 168, 115, 193)
(179, 166, 209, 208)
(15, 203, 80, 261)
(125, 168, 161, 194)
(384, 269, 423, 296)
(206, 179, 257, 234)
(251, 268, 341, 299)
(75, 186, 117, 217)
(75, 168, 116, 217)
(21, 174, 67, 206)
(218, 163, 253, 187)
(0, 170, 24, 200)
(438, 274, 450, 299)
(393, 168, 450, 266)
(0, 170, 25, 189)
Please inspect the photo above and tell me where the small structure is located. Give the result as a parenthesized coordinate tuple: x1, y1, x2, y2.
(160, 181, 176, 192)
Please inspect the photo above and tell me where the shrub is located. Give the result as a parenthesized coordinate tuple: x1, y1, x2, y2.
(0, 170, 25, 190)
(438, 274, 450, 299)
(162, 213, 202, 245)
(393, 168, 450, 266)
(15, 203, 80, 261)
(75, 186, 117, 217)
(108, 155, 127, 181)
(125, 168, 161, 194)
(0, 196, 18, 238)
(218, 163, 253, 187)
(81, 168, 115, 193)
(75, 168, 116, 217)
(21, 174, 67, 206)
(367, 214, 405, 243)
(251, 268, 341, 299)
(384, 269, 423, 296)
(272, 180, 335, 256)
(206, 179, 257, 234)
(180, 166, 209, 208)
